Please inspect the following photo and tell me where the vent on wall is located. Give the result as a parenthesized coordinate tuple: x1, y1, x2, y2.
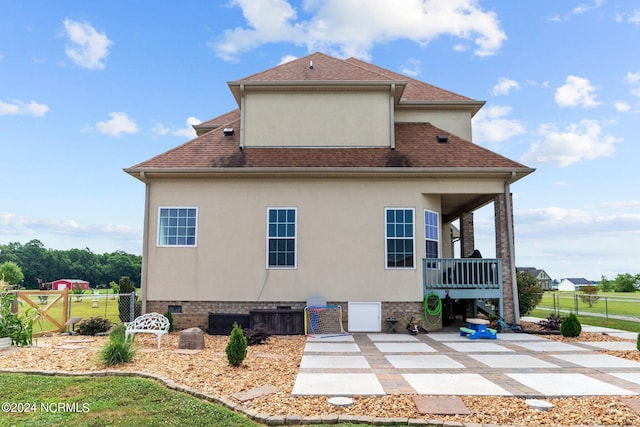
(223, 128, 234, 136)
(437, 135, 448, 143)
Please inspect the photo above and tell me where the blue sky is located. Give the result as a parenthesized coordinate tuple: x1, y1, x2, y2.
(1, 0, 639, 281)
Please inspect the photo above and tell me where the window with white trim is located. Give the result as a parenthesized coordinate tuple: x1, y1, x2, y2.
(385, 208, 415, 268)
(424, 209, 439, 268)
(267, 208, 297, 268)
(157, 207, 197, 247)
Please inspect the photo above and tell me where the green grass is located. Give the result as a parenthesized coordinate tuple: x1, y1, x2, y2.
(535, 291, 640, 317)
(0, 373, 257, 427)
(529, 308, 640, 333)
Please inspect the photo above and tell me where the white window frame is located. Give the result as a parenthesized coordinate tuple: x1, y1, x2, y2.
(424, 209, 440, 270)
(384, 207, 416, 270)
(157, 206, 198, 247)
(266, 207, 298, 269)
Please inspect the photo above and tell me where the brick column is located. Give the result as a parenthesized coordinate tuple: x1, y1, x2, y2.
(459, 211, 475, 258)
(494, 192, 519, 324)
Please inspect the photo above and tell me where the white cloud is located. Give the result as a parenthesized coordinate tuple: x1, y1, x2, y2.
(555, 76, 601, 108)
(614, 101, 630, 112)
(0, 212, 142, 244)
(623, 9, 640, 25)
(400, 58, 421, 77)
(213, 0, 506, 61)
(95, 112, 138, 136)
(0, 99, 49, 116)
(624, 71, 640, 97)
(492, 77, 520, 96)
(63, 18, 113, 70)
(172, 116, 202, 138)
(572, 0, 604, 15)
(279, 54, 299, 65)
(521, 119, 619, 167)
(472, 104, 525, 144)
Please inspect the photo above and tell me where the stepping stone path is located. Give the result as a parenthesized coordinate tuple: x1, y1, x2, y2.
(231, 385, 279, 402)
(412, 396, 470, 415)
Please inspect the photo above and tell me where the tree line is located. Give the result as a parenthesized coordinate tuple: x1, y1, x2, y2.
(0, 240, 141, 289)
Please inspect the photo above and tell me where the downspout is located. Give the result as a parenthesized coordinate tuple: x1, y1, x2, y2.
(504, 171, 520, 323)
(389, 83, 395, 149)
(239, 84, 246, 150)
(139, 171, 150, 314)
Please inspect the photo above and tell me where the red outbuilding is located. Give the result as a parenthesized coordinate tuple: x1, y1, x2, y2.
(51, 279, 90, 291)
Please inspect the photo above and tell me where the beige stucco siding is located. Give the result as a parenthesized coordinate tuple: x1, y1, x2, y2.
(243, 91, 391, 147)
(395, 110, 473, 141)
(145, 177, 504, 303)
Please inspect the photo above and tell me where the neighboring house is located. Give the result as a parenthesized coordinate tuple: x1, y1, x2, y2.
(517, 267, 553, 290)
(558, 278, 592, 292)
(125, 52, 534, 332)
(51, 279, 89, 291)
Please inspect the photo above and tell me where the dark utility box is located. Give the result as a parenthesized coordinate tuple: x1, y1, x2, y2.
(208, 313, 251, 335)
(249, 309, 304, 335)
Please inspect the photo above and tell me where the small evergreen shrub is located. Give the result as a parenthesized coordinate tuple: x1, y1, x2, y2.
(77, 317, 111, 335)
(244, 323, 271, 346)
(560, 313, 582, 338)
(164, 310, 174, 333)
(226, 322, 247, 366)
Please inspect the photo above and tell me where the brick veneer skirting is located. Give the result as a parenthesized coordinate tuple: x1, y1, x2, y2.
(146, 300, 441, 333)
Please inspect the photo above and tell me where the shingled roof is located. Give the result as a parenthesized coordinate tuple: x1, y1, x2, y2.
(126, 52, 532, 181)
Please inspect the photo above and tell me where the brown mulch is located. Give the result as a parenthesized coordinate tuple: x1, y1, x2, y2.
(0, 329, 638, 427)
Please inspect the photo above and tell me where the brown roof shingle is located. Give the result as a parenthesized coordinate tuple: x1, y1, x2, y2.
(128, 121, 528, 171)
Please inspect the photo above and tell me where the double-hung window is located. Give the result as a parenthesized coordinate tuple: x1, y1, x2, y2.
(267, 208, 297, 268)
(157, 207, 197, 247)
(424, 209, 439, 268)
(385, 208, 415, 268)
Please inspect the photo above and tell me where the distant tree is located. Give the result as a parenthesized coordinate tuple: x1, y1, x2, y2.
(614, 273, 638, 293)
(579, 284, 600, 307)
(0, 261, 24, 286)
(599, 275, 614, 292)
(517, 271, 543, 316)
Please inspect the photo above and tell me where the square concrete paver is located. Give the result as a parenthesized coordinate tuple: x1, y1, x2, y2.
(374, 342, 436, 353)
(610, 373, 640, 386)
(403, 373, 511, 395)
(306, 334, 355, 342)
(550, 353, 640, 368)
(468, 354, 560, 369)
(495, 333, 547, 341)
(442, 342, 514, 353)
(512, 341, 589, 352)
(507, 373, 637, 396)
(231, 385, 279, 402)
(292, 373, 385, 396)
(412, 396, 470, 415)
(304, 342, 360, 353)
(427, 333, 470, 342)
(367, 333, 419, 342)
(580, 341, 639, 351)
(386, 355, 465, 369)
(300, 355, 370, 369)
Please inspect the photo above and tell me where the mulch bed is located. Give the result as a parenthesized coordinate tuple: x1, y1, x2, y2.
(0, 326, 638, 426)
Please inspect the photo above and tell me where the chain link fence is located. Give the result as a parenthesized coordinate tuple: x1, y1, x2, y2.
(534, 292, 640, 322)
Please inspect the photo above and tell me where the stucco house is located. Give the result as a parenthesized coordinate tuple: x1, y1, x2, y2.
(125, 52, 534, 332)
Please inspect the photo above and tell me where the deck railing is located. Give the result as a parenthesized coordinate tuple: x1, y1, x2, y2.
(423, 258, 502, 295)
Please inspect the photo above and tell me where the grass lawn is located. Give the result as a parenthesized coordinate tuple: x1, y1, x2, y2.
(535, 291, 640, 318)
(0, 373, 257, 427)
(529, 308, 640, 333)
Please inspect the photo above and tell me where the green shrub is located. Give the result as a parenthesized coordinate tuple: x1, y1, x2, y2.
(109, 324, 127, 343)
(77, 317, 111, 335)
(560, 313, 582, 337)
(225, 322, 247, 366)
(99, 323, 136, 366)
(99, 339, 136, 366)
(0, 290, 36, 346)
(164, 310, 174, 333)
